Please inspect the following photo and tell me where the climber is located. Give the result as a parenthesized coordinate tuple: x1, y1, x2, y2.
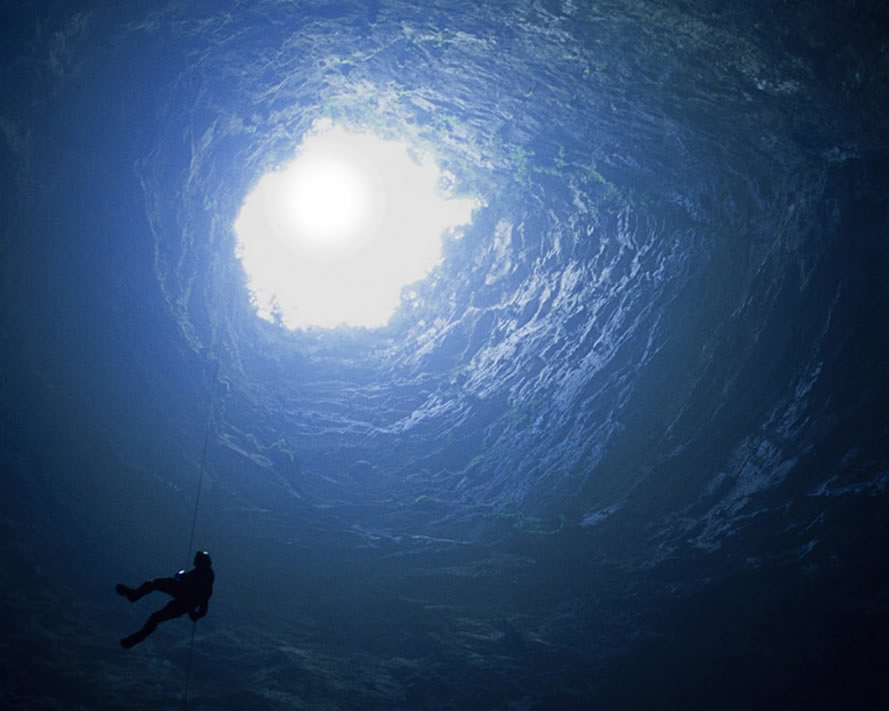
(116, 550, 215, 649)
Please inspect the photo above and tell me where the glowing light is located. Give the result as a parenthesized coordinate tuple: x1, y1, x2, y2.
(233, 122, 479, 329)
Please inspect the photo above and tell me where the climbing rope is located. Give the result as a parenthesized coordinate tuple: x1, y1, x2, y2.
(182, 621, 198, 711)
(182, 358, 219, 711)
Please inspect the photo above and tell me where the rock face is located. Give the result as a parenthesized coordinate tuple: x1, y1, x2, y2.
(2, 1, 888, 708)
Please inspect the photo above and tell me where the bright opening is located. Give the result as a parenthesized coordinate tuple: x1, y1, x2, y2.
(233, 121, 480, 329)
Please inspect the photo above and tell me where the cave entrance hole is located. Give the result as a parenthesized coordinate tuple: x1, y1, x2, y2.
(233, 120, 480, 330)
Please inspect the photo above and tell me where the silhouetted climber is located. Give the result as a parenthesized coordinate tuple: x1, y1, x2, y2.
(116, 551, 215, 649)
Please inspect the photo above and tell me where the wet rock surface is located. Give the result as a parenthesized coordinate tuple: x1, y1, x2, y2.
(2, 1, 888, 708)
